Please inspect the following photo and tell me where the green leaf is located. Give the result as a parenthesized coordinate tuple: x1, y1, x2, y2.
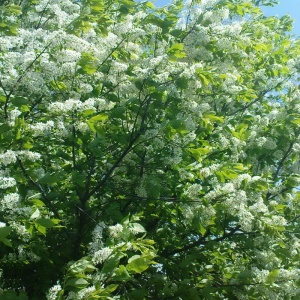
(0, 226, 12, 238)
(101, 252, 125, 276)
(69, 257, 96, 274)
(113, 265, 131, 281)
(188, 148, 211, 161)
(168, 43, 184, 51)
(145, 1, 155, 9)
(78, 52, 98, 75)
(203, 112, 224, 123)
(35, 218, 56, 228)
(11, 96, 29, 106)
(8, 4, 21, 14)
(30, 208, 41, 219)
(126, 255, 154, 274)
(285, 175, 300, 188)
(169, 119, 188, 134)
(25, 223, 34, 236)
(221, 169, 238, 180)
(291, 118, 300, 125)
(175, 78, 189, 89)
(0, 237, 12, 247)
(34, 223, 46, 235)
(38, 173, 60, 184)
(50, 81, 67, 91)
(87, 113, 109, 132)
(81, 109, 95, 117)
(103, 284, 118, 293)
(167, 43, 186, 60)
(66, 277, 89, 289)
(249, 178, 269, 191)
(265, 269, 279, 284)
(29, 199, 46, 207)
(110, 107, 126, 119)
(129, 223, 146, 233)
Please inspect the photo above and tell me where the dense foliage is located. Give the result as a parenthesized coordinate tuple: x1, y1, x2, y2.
(1, 0, 300, 298)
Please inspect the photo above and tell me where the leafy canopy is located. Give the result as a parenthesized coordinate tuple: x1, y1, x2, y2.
(0, 0, 300, 299)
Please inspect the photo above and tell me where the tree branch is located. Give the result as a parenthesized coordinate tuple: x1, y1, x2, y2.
(161, 225, 241, 257)
(17, 157, 61, 219)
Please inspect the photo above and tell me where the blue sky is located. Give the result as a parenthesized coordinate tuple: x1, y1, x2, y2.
(155, 0, 300, 37)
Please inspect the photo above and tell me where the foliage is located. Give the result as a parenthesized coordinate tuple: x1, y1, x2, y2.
(0, 0, 300, 298)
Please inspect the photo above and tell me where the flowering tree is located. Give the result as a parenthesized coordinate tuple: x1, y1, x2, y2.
(1, 0, 300, 298)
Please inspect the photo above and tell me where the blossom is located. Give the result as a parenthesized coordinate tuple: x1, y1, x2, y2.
(108, 224, 123, 238)
(0, 177, 16, 189)
(183, 183, 202, 199)
(47, 283, 62, 300)
(1, 193, 20, 211)
(77, 286, 96, 299)
(0, 222, 6, 228)
(92, 247, 113, 264)
(0, 150, 17, 166)
(89, 223, 105, 253)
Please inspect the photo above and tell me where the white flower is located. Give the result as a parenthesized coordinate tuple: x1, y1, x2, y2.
(222, 183, 235, 194)
(135, 184, 147, 198)
(249, 198, 268, 214)
(109, 224, 123, 238)
(93, 247, 113, 264)
(56, 49, 81, 63)
(8, 108, 21, 126)
(17, 150, 41, 162)
(293, 143, 300, 152)
(1, 193, 20, 211)
(30, 121, 54, 136)
(183, 183, 202, 199)
(89, 223, 105, 253)
(47, 283, 62, 300)
(78, 286, 96, 299)
(0, 177, 17, 189)
(0, 150, 17, 166)
(0, 222, 6, 228)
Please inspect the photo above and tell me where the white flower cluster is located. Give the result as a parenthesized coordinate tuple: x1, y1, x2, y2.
(288, 237, 300, 256)
(108, 224, 123, 238)
(55, 49, 81, 63)
(7, 108, 22, 126)
(256, 136, 277, 150)
(253, 249, 281, 269)
(251, 267, 269, 283)
(183, 183, 202, 199)
(260, 215, 287, 229)
(46, 283, 62, 300)
(249, 197, 268, 214)
(0, 222, 6, 228)
(0, 177, 16, 189)
(135, 175, 148, 198)
(89, 223, 105, 253)
(1, 193, 20, 211)
(77, 286, 96, 300)
(17, 151, 41, 162)
(9, 221, 31, 242)
(29, 121, 55, 137)
(199, 205, 216, 227)
(200, 163, 220, 178)
(17, 245, 41, 263)
(49, 98, 114, 115)
(0, 150, 17, 166)
(92, 247, 113, 265)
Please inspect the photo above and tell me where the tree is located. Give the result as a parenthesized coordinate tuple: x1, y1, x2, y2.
(0, 0, 300, 298)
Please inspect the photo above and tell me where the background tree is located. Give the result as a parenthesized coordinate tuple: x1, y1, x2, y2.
(1, 0, 300, 299)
